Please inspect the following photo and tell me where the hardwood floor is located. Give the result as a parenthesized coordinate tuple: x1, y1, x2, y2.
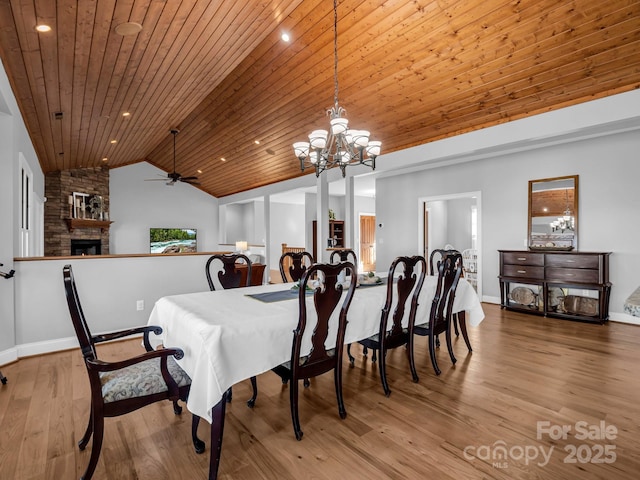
(1, 303, 639, 479)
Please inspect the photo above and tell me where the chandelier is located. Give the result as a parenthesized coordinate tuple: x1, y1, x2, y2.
(293, 0, 381, 177)
(550, 189, 574, 232)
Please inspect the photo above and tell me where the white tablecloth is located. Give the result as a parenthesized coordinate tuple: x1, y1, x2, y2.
(147, 276, 483, 422)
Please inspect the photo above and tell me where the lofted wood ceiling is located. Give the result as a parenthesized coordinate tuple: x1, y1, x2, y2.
(0, 0, 639, 198)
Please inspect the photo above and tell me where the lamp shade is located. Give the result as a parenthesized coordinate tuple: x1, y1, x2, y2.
(366, 140, 381, 157)
(236, 241, 248, 251)
(352, 130, 370, 148)
(309, 130, 328, 149)
(293, 142, 309, 159)
(330, 117, 348, 135)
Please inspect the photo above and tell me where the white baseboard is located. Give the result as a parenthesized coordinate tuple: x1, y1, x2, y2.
(0, 347, 18, 366)
(0, 337, 78, 366)
(17, 336, 79, 358)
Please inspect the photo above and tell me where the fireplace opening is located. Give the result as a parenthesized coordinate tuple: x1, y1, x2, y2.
(71, 239, 102, 256)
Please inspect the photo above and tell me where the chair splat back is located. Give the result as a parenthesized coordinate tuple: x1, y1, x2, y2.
(330, 249, 357, 266)
(279, 251, 314, 283)
(205, 253, 252, 290)
(429, 248, 461, 275)
(292, 262, 357, 377)
(385, 256, 426, 345)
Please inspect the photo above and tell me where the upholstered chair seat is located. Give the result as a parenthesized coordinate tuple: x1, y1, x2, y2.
(100, 357, 191, 403)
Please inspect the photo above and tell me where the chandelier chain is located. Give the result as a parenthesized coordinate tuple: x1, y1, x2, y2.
(333, 0, 339, 108)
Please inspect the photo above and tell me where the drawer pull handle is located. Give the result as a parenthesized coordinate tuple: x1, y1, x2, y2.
(565, 260, 576, 263)
(517, 257, 527, 261)
(565, 273, 575, 277)
(517, 270, 527, 274)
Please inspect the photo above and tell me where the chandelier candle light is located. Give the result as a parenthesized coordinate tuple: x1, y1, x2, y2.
(293, 0, 381, 177)
(550, 189, 575, 233)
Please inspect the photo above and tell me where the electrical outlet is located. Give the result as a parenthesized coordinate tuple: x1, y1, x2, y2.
(136, 300, 144, 311)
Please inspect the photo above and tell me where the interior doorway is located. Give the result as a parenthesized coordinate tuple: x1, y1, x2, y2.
(418, 191, 481, 297)
(359, 214, 376, 272)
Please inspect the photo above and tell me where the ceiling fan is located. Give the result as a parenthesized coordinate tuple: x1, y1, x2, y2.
(145, 129, 199, 186)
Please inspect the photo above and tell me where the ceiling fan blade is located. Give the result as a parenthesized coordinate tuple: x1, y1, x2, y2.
(180, 178, 200, 185)
(180, 176, 198, 181)
(144, 178, 169, 181)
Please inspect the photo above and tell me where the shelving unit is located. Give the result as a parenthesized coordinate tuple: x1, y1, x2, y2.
(312, 220, 344, 261)
(462, 248, 478, 292)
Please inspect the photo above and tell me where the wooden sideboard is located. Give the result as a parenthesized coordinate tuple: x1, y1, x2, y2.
(498, 250, 611, 323)
(235, 263, 266, 286)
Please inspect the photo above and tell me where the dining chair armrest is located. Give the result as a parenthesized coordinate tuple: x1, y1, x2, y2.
(92, 325, 163, 351)
(86, 347, 184, 372)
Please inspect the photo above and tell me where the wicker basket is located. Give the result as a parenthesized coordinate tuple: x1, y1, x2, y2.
(560, 295, 599, 316)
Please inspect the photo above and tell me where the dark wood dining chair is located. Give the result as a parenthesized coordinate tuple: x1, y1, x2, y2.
(249, 262, 357, 441)
(330, 248, 357, 266)
(62, 264, 203, 480)
(279, 250, 314, 283)
(205, 253, 252, 290)
(428, 248, 472, 350)
(410, 254, 463, 376)
(356, 256, 426, 396)
(205, 253, 255, 403)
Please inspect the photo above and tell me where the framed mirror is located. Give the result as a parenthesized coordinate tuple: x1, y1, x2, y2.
(528, 175, 578, 250)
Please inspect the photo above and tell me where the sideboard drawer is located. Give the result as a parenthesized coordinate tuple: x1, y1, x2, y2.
(545, 254, 600, 269)
(503, 265, 544, 279)
(546, 267, 599, 283)
(502, 252, 544, 266)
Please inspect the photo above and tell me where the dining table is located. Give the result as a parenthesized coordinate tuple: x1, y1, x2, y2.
(147, 275, 484, 479)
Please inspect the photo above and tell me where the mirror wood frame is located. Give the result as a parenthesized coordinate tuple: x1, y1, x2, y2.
(527, 175, 579, 250)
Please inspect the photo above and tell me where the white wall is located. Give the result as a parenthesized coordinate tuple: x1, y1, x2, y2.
(268, 201, 305, 266)
(376, 129, 640, 322)
(0, 59, 43, 355)
(109, 162, 219, 254)
(447, 197, 474, 251)
(12, 255, 213, 356)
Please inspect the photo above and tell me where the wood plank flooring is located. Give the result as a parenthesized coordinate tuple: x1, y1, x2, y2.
(1, 303, 639, 479)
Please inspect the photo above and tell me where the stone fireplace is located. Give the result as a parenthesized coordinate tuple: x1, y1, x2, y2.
(44, 166, 111, 256)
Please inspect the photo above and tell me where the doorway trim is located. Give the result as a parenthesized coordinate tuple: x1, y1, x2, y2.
(417, 191, 482, 299)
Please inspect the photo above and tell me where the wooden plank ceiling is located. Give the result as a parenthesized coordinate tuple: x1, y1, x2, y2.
(1, 0, 639, 198)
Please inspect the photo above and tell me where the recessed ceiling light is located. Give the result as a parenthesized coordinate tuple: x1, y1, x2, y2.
(115, 22, 143, 36)
(254, 140, 260, 145)
(220, 157, 226, 162)
(197, 169, 203, 174)
(122, 111, 130, 117)
(281, 32, 290, 42)
(102, 157, 108, 162)
(35, 24, 51, 32)
(110, 139, 117, 144)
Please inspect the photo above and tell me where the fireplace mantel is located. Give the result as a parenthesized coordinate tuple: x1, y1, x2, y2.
(65, 218, 113, 233)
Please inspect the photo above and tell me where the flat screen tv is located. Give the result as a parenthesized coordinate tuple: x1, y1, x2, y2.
(150, 228, 197, 254)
